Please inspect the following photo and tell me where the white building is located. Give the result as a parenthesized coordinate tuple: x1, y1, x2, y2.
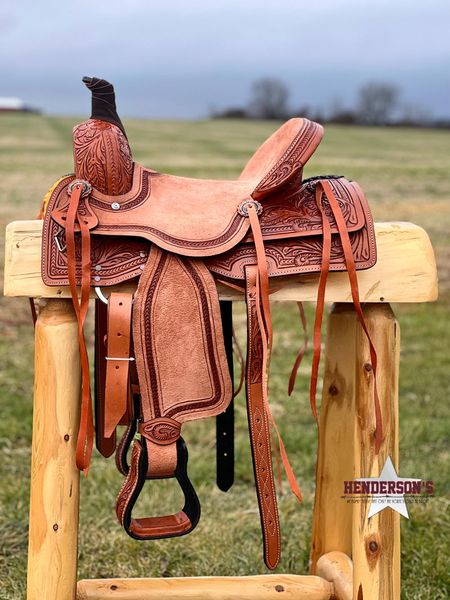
(0, 97, 39, 113)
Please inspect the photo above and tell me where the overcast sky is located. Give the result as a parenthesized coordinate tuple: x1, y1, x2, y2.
(1, 0, 449, 118)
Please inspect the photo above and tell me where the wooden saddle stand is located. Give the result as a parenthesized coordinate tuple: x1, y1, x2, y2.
(4, 78, 437, 600)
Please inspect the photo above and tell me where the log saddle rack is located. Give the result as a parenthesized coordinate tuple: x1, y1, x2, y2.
(4, 217, 438, 600)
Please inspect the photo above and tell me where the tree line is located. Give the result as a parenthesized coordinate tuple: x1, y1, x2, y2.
(211, 77, 448, 128)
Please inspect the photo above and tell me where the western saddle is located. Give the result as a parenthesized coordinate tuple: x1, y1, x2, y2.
(39, 78, 379, 570)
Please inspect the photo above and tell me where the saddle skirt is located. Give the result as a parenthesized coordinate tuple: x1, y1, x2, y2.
(42, 170, 375, 287)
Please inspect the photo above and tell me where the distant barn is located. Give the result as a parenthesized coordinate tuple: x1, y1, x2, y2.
(0, 97, 41, 114)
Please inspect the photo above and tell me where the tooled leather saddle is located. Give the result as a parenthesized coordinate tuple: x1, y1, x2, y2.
(39, 78, 378, 569)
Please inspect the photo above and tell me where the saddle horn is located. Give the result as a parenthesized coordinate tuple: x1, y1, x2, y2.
(82, 76, 127, 138)
(73, 76, 133, 195)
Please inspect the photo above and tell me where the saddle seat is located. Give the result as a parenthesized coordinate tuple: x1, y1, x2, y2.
(46, 118, 324, 260)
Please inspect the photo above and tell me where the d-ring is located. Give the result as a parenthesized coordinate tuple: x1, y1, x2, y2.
(95, 286, 109, 304)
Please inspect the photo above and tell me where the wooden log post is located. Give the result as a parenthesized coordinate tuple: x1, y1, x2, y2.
(351, 304, 400, 600)
(310, 306, 357, 570)
(27, 299, 81, 600)
(310, 304, 400, 598)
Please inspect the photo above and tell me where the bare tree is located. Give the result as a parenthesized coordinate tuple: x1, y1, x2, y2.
(327, 97, 358, 124)
(397, 103, 432, 126)
(248, 77, 290, 120)
(357, 82, 400, 125)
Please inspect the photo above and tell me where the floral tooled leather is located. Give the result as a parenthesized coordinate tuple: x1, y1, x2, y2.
(140, 418, 181, 446)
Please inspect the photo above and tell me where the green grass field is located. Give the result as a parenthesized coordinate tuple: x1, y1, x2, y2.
(0, 115, 449, 599)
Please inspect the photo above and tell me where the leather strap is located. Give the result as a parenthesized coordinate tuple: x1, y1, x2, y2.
(65, 184, 94, 473)
(246, 205, 302, 505)
(216, 300, 235, 492)
(245, 265, 280, 570)
(319, 179, 383, 451)
(288, 302, 308, 396)
(285, 179, 382, 453)
(104, 292, 133, 438)
(309, 185, 332, 422)
(95, 299, 116, 457)
(247, 204, 272, 346)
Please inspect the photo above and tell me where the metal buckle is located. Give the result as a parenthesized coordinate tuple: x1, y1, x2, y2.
(238, 199, 262, 217)
(54, 232, 67, 253)
(67, 179, 92, 198)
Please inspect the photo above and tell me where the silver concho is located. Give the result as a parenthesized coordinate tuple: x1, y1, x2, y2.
(238, 199, 263, 217)
(67, 179, 92, 197)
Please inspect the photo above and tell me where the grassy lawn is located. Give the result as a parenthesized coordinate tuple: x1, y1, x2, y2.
(0, 115, 449, 598)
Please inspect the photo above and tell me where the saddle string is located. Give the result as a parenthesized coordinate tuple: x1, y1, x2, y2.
(318, 180, 383, 453)
(231, 326, 245, 399)
(309, 184, 333, 423)
(215, 277, 245, 294)
(29, 298, 38, 328)
(287, 302, 309, 396)
(65, 183, 95, 473)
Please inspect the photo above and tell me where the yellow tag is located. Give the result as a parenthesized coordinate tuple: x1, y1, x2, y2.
(37, 174, 74, 218)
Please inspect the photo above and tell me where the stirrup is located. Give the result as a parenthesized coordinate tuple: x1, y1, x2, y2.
(116, 437, 201, 540)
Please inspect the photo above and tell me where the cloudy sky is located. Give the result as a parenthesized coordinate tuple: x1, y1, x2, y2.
(1, 0, 449, 118)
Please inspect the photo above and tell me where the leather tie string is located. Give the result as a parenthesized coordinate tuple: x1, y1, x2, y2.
(310, 180, 383, 453)
(309, 185, 332, 422)
(65, 183, 94, 473)
(287, 306, 308, 397)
